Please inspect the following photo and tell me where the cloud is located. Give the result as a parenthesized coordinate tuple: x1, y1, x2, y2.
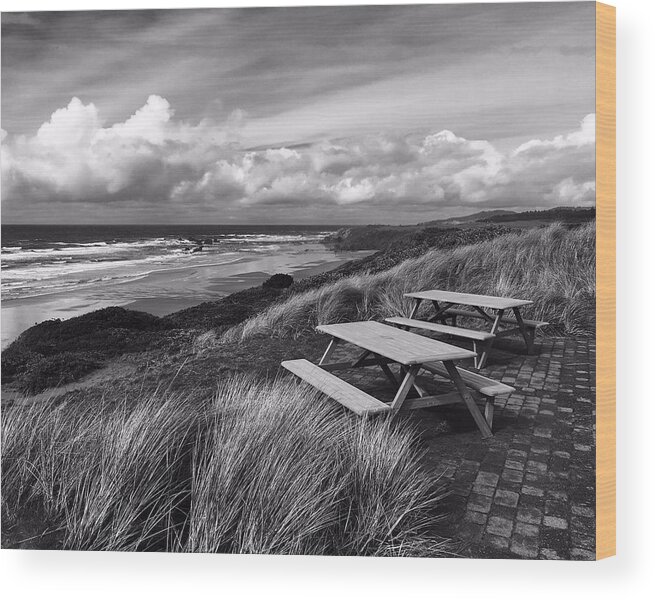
(547, 178, 596, 205)
(1, 95, 239, 205)
(1, 97, 595, 221)
(2, 4, 595, 150)
(513, 113, 595, 155)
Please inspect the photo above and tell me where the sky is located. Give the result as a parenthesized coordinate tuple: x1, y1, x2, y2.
(1, 3, 596, 224)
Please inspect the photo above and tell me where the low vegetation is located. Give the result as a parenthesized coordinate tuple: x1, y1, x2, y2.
(10, 351, 102, 394)
(224, 222, 595, 343)
(1, 307, 179, 394)
(164, 285, 286, 330)
(323, 223, 509, 253)
(2, 377, 451, 555)
(293, 225, 510, 294)
(482, 206, 595, 225)
(262, 273, 294, 290)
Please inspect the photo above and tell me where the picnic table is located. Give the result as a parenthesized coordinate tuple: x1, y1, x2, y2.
(386, 290, 547, 369)
(282, 321, 515, 438)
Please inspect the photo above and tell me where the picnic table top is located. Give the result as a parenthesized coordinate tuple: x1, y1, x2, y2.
(316, 320, 476, 365)
(404, 289, 533, 310)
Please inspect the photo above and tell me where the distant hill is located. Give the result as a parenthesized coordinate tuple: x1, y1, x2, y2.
(324, 206, 595, 253)
(482, 206, 595, 224)
(420, 206, 595, 228)
(420, 209, 516, 226)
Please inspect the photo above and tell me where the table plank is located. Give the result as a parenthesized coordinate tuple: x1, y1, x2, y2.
(281, 359, 390, 416)
(316, 321, 476, 365)
(404, 290, 532, 310)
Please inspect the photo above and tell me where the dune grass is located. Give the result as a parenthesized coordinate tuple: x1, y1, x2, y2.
(2, 376, 451, 555)
(222, 222, 595, 343)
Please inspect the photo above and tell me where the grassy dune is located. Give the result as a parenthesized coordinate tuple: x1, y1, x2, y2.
(223, 223, 595, 343)
(1, 220, 595, 553)
(2, 376, 451, 555)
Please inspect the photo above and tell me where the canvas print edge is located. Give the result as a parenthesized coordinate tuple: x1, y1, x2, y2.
(595, 0, 616, 561)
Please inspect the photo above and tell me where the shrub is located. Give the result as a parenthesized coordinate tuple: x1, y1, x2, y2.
(5, 307, 169, 358)
(165, 286, 283, 330)
(262, 273, 294, 290)
(191, 330, 219, 355)
(1, 346, 40, 382)
(2, 307, 175, 389)
(14, 352, 102, 394)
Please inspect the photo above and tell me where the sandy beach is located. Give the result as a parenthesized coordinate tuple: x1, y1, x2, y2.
(1, 243, 370, 348)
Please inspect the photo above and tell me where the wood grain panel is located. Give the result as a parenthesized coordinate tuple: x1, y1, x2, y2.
(316, 321, 476, 363)
(596, 1, 616, 561)
(385, 316, 496, 340)
(281, 359, 390, 415)
(404, 289, 532, 310)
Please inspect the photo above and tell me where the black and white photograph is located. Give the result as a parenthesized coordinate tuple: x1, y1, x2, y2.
(2, 2, 599, 560)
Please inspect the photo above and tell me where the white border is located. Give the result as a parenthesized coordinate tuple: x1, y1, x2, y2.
(1, 1, 653, 598)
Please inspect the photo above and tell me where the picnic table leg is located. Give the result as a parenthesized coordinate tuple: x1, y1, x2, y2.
(477, 308, 505, 370)
(409, 298, 422, 318)
(472, 306, 495, 323)
(432, 301, 442, 322)
(442, 360, 493, 438)
(374, 353, 399, 386)
(512, 307, 534, 354)
(319, 337, 342, 365)
(430, 301, 455, 323)
(351, 349, 372, 367)
(484, 400, 495, 429)
(400, 364, 429, 397)
(390, 365, 420, 415)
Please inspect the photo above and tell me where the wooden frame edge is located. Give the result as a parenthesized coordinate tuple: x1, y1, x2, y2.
(595, 1, 616, 560)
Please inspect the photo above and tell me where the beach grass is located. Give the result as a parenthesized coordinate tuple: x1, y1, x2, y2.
(1, 376, 451, 555)
(222, 222, 595, 343)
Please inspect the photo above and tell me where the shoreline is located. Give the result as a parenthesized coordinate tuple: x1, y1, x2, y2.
(121, 256, 362, 317)
(1, 245, 372, 349)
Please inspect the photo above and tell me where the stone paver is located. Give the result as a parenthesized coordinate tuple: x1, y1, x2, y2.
(326, 334, 596, 560)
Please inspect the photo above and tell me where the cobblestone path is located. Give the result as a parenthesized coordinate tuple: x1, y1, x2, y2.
(328, 334, 596, 560)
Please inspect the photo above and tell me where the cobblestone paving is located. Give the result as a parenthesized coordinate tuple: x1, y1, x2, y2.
(327, 334, 596, 560)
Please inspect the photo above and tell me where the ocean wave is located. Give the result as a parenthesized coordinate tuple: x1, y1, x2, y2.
(219, 233, 330, 244)
(1, 238, 176, 264)
(0, 248, 252, 302)
(63, 241, 109, 247)
(1, 229, 332, 302)
(1, 232, 329, 266)
(1, 270, 156, 301)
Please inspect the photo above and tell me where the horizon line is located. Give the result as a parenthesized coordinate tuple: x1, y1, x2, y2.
(0, 206, 596, 228)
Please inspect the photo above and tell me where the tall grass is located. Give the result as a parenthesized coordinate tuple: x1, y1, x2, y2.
(1, 392, 198, 551)
(2, 377, 450, 555)
(222, 223, 595, 342)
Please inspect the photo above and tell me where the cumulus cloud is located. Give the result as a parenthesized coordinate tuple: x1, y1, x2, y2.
(1, 95, 240, 206)
(1, 97, 595, 220)
(513, 113, 595, 155)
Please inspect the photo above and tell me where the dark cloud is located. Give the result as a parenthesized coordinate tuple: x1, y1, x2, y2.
(2, 4, 594, 141)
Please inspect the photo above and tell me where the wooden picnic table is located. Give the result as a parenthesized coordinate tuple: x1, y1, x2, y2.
(314, 321, 493, 438)
(403, 289, 542, 369)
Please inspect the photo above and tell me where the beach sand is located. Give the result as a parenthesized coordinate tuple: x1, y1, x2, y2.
(1, 244, 370, 348)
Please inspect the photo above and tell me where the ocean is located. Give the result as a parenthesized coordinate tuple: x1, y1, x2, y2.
(1, 224, 364, 348)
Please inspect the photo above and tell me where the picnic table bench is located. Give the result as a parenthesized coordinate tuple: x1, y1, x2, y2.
(282, 321, 515, 438)
(386, 290, 548, 369)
